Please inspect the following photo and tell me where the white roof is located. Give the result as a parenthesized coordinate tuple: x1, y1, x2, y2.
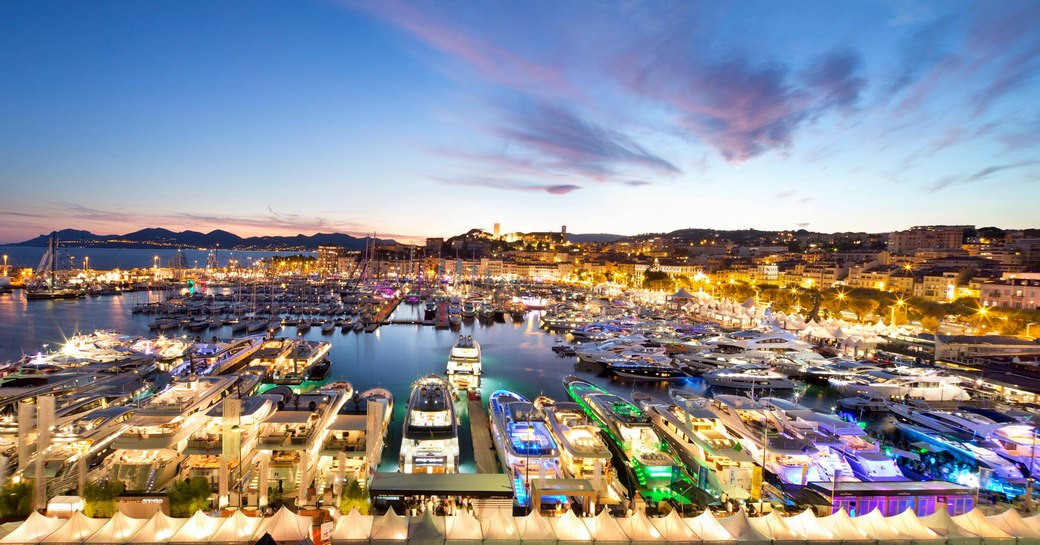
(480, 508, 519, 544)
(168, 511, 222, 544)
(42, 511, 107, 543)
(988, 508, 1040, 541)
(748, 511, 802, 542)
(408, 511, 444, 545)
(549, 511, 591, 543)
(716, 511, 769, 545)
(252, 507, 313, 544)
(950, 508, 1013, 540)
(333, 508, 373, 543)
(616, 509, 662, 544)
(685, 509, 734, 541)
(443, 511, 482, 543)
(651, 511, 697, 542)
(0, 511, 64, 544)
(514, 510, 555, 545)
(86, 512, 148, 544)
(784, 509, 832, 540)
(850, 508, 905, 540)
(920, 506, 977, 541)
(209, 510, 261, 543)
(886, 508, 940, 540)
(370, 508, 408, 543)
(582, 510, 629, 544)
(126, 512, 187, 544)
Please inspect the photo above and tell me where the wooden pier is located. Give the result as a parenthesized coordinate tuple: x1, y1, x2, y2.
(466, 391, 499, 474)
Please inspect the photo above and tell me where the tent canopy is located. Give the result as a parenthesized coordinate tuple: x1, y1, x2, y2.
(252, 507, 313, 544)
(333, 508, 373, 543)
(550, 511, 591, 543)
(480, 508, 519, 544)
(127, 511, 186, 544)
(444, 511, 482, 543)
(371, 508, 408, 543)
(168, 511, 222, 544)
(0, 511, 64, 544)
(42, 511, 107, 543)
(583, 510, 629, 544)
(86, 511, 148, 544)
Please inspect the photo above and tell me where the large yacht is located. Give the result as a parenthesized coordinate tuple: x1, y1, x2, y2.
(26, 406, 138, 491)
(760, 397, 904, 482)
(563, 376, 690, 498)
(258, 339, 332, 386)
(488, 390, 562, 507)
(445, 335, 482, 389)
(830, 370, 971, 402)
(886, 403, 1003, 439)
(703, 364, 796, 390)
(533, 396, 624, 505)
(895, 421, 1025, 484)
(575, 337, 665, 366)
(190, 336, 265, 376)
(399, 375, 459, 474)
(990, 424, 1040, 474)
(109, 374, 239, 492)
(640, 390, 758, 498)
(322, 386, 393, 485)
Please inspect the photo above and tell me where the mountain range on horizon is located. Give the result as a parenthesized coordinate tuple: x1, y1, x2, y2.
(8, 228, 396, 251)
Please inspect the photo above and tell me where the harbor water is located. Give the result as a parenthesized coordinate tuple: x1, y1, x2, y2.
(0, 288, 841, 472)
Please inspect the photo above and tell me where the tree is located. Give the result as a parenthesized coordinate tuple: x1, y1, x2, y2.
(846, 298, 878, 321)
(167, 478, 212, 517)
(338, 478, 370, 515)
(0, 481, 33, 518)
(83, 480, 125, 518)
(642, 270, 673, 291)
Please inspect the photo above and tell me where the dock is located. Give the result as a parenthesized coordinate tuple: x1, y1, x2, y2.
(365, 296, 402, 332)
(466, 390, 499, 474)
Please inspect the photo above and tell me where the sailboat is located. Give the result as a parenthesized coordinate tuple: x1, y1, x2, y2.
(25, 233, 85, 300)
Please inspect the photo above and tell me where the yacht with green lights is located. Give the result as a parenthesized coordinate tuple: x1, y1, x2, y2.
(563, 376, 696, 507)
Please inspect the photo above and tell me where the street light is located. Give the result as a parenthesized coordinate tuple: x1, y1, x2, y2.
(891, 298, 906, 325)
(1027, 322, 1037, 339)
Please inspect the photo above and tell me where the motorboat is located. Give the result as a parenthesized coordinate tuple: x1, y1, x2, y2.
(887, 402, 1003, 439)
(830, 370, 971, 402)
(760, 397, 904, 482)
(445, 335, 481, 389)
(606, 354, 687, 381)
(190, 335, 265, 376)
(488, 390, 562, 507)
(803, 360, 880, 383)
(703, 364, 796, 390)
(533, 396, 624, 505)
(322, 385, 393, 484)
(575, 337, 665, 366)
(894, 421, 1025, 484)
(399, 374, 459, 474)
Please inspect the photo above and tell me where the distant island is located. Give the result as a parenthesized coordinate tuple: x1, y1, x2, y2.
(10, 228, 396, 251)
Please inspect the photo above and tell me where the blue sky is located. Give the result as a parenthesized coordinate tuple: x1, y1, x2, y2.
(1, 0, 1038, 243)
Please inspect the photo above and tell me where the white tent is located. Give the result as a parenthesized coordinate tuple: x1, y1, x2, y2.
(616, 510, 661, 545)
(582, 509, 629, 545)
(951, 508, 1013, 543)
(815, 509, 869, 544)
(784, 509, 833, 541)
(717, 511, 769, 545)
(1025, 513, 1040, 536)
(168, 511, 221, 545)
(0, 511, 64, 544)
(651, 511, 697, 543)
(333, 509, 373, 544)
(988, 509, 1040, 545)
(252, 507, 313, 545)
(210, 510, 262, 544)
(920, 507, 979, 545)
(86, 512, 148, 545)
(886, 508, 942, 544)
(370, 508, 408, 545)
(849, 508, 904, 541)
(549, 511, 591, 544)
(408, 511, 445, 545)
(684, 510, 734, 542)
(480, 508, 519, 545)
(443, 510, 482, 545)
(515, 510, 555, 545)
(127, 512, 187, 544)
(749, 511, 804, 545)
(43, 511, 107, 543)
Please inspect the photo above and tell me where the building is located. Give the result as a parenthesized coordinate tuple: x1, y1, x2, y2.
(316, 246, 346, 274)
(888, 226, 970, 255)
(493, 223, 501, 239)
(425, 238, 444, 258)
(935, 335, 1040, 362)
(980, 276, 1040, 310)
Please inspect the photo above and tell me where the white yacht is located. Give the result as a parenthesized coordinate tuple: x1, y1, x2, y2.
(703, 364, 796, 390)
(534, 396, 624, 505)
(895, 422, 1025, 483)
(445, 335, 482, 389)
(109, 374, 239, 492)
(191, 335, 265, 375)
(990, 425, 1040, 474)
(575, 337, 664, 366)
(760, 397, 905, 482)
(322, 386, 394, 484)
(830, 370, 970, 402)
(887, 403, 1002, 439)
(488, 390, 562, 507)
(639, 390, 758, 498)
(28, 406, 138, 488)
(399, 375, 459, 474)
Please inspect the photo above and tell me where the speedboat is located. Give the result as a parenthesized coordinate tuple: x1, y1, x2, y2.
(445, 335, 481, 389)
(488, 390, 562, 507)
(399, 375, 459, 473)
(703, 364, 796, 390)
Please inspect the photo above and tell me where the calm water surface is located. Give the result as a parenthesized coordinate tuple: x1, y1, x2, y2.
(0, 290, 839, 471)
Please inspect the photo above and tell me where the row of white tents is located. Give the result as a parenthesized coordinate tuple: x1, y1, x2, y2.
(4, 506, 1040, 545)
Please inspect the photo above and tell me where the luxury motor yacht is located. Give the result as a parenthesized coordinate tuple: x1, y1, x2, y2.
(109, 374, 239, 492)
(258, 387, 348, 500)
(190, 335, 265, 376)
(707, 328, 824, 359)
(445, 335, 482, 389)
(674, 351, 754, 375)
(563, 376, 690, 497)
(703, 364, 796, 390)
(259, 339, 332, 386)
(575, 337, 665, 366)
(830, 370, 971, 402)
(760, 397, 905, 482)
(636, 390, 756, 499)
(399, 374, 459, 474)
(605, 354, 687, 381)
(803, 360, 880, 383)
(887, 402, 1003, 439)
(488, 390, 562, 507)
(25, 406, 138, 490)
(533, 396, 624, 505)
(707, 394, 826, 486)
(990, 424, 1040, 475)
(894, 421, 1025, 484)
(322, 386, 393, 485)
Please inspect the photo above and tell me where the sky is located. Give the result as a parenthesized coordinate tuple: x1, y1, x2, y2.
(1, 0, 1039, 244)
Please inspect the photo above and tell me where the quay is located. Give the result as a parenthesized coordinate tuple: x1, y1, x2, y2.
(465, 390, 499, 474)
(365, 296, 402, 332)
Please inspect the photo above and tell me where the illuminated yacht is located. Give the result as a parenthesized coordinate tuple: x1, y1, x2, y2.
(445, 335, 482, 389)
(991, 425, 1040, 474)
(488, 390, 561, 507)
(703, 364, 796, 390)
(258, 339, 331, 386)
(760, 397, 904, 482)
(190, 335, 265, 376)
(109, 374, 239, 492)
(399, 375, 459, 474)
(830, 370, 970, 402)
(321, 385, 393, 485)
(575, 337, 665, 366)
(534, 396, 624, 504)
(26, 406, 138, 486)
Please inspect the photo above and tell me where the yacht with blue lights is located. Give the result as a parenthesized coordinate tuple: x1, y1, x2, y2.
(488, 390, 562, 508)
(563, 376, 697, 509)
